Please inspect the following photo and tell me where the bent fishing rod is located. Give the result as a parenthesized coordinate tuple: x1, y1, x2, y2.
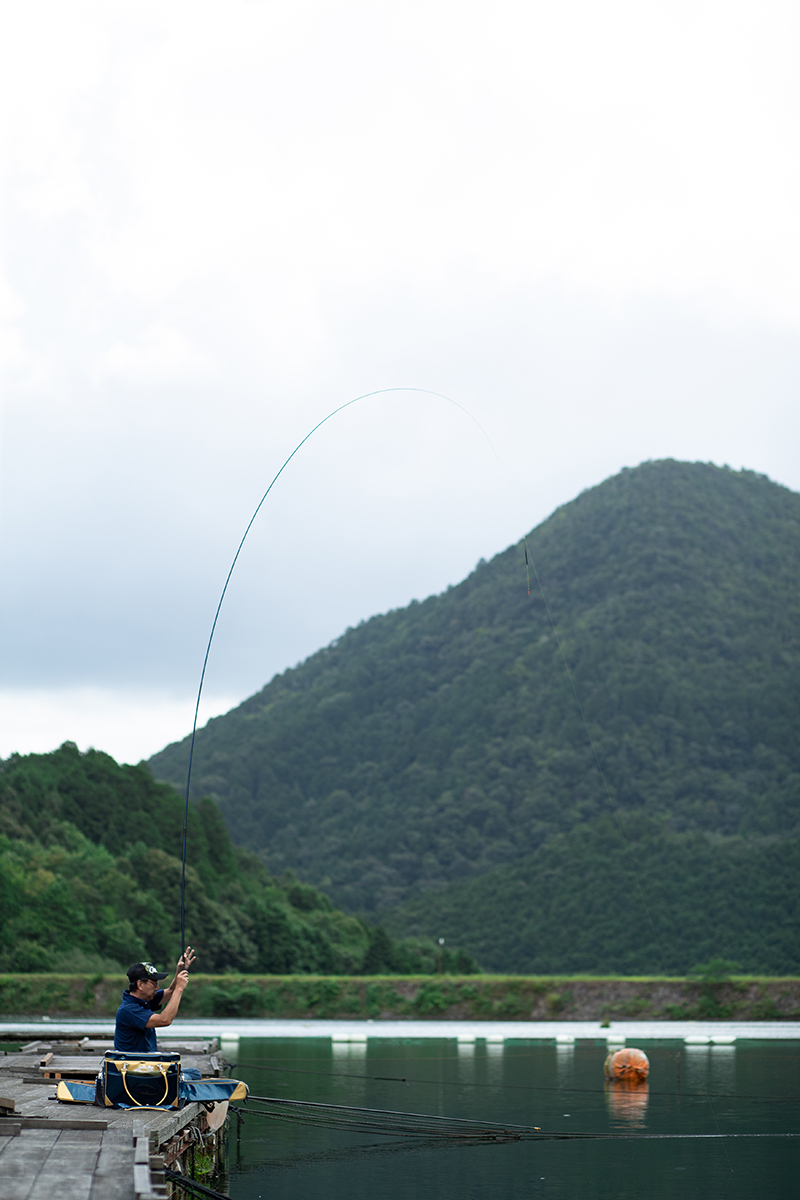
(179, 387, 497, 953)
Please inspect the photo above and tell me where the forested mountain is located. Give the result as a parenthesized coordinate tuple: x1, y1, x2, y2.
(150, 458, 800, 923)
(0, 743, 472, 974)
(381, 814, 800, 973)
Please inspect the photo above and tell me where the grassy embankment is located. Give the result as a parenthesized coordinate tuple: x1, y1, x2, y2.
(1, 975, 798, 1021)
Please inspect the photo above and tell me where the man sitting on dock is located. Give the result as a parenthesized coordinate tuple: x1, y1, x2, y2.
(115, 947, 196, 1053)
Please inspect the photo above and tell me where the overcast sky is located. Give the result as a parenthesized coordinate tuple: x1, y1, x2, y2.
(2, 0, 799, 764)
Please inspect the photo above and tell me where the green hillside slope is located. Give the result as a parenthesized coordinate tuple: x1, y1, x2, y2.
(0, 744, 472, 974)
(149, 461, 800, 944)
(380, 814, 800, 973)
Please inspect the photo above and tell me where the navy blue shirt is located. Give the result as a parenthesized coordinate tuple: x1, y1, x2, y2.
(114, 988, 165, 1053)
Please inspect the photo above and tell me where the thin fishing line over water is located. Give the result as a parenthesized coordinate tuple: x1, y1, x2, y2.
(237, 1095, 799, 1142)
(233, 1059, 800, 1104)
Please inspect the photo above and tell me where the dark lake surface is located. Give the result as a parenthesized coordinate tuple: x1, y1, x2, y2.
(226, 1037, 799, 1199)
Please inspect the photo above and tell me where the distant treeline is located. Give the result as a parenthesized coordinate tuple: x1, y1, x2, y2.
(0, 973, 797, 1022)
(0, 743, 476, 975)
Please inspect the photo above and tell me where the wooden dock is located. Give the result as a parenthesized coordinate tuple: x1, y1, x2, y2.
(0, 1038, 227, 1200)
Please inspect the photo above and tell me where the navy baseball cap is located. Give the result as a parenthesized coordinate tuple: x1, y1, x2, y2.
(127, 961, 168, 983)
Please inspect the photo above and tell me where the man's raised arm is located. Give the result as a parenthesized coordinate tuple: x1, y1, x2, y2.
(146, 970, 189, 1029)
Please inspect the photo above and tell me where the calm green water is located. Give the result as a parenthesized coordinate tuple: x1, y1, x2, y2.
(226, 1038, 799, 1200)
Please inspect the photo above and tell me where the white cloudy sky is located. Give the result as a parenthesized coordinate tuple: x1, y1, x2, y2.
(1, 0, 799, 763)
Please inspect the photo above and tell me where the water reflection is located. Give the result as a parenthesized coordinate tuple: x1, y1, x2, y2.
(484, 1040, 504, 1085)
(604, 1079, 649, 1128)
(220, 1035, 240, 1065)
(332, 1037, 368, 1089)
(555, 1042, 575, 1088)
(684, 1042, 711, 1094)
(709, 1044, 736, 1095)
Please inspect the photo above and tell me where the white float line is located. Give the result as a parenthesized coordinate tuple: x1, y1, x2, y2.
(214, 1032, 744, 1047)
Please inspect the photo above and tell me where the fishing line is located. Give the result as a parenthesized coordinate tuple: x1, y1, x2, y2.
(179, 388, 497, 953)
(241, 1095, 799, 1141)
(233, 1059, 800, 1104)
(520, 537, 738, 1161)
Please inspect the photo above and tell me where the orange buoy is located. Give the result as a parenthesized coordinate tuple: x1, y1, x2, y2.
(603, 1047, 649, 1082)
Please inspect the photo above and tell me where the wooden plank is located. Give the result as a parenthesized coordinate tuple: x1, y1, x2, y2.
(45, 1127, 104, 1148)
(2, 1057, 47, 1073)
(37, 1057, 102, 1073)
(0, 1129, 60, 1148)
(0, 1084, 52, 1108)
(14, 1095, 65, 1117)
(137, 1101, 203, 1149)
(21, 1127, 102, 1199)
(27, 1174, 95, 1200)
(132, 1162, 152, 1194)
(0, 1131, 62, 1200)
(14, 1118, 108, 1130)
(40, 1142, 101, 1173)
(0, 1168, 35, 1200)
(90, 1130, 137, 1200)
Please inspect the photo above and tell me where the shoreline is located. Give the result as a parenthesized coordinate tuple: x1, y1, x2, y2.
(1, 1016, 800, 1041)
(1, 973, 798, 1023)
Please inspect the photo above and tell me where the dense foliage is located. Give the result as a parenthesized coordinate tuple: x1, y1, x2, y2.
(0, 744, 474, 974)
(148, 461, 800, 963)
(380, 814, 800, 973)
